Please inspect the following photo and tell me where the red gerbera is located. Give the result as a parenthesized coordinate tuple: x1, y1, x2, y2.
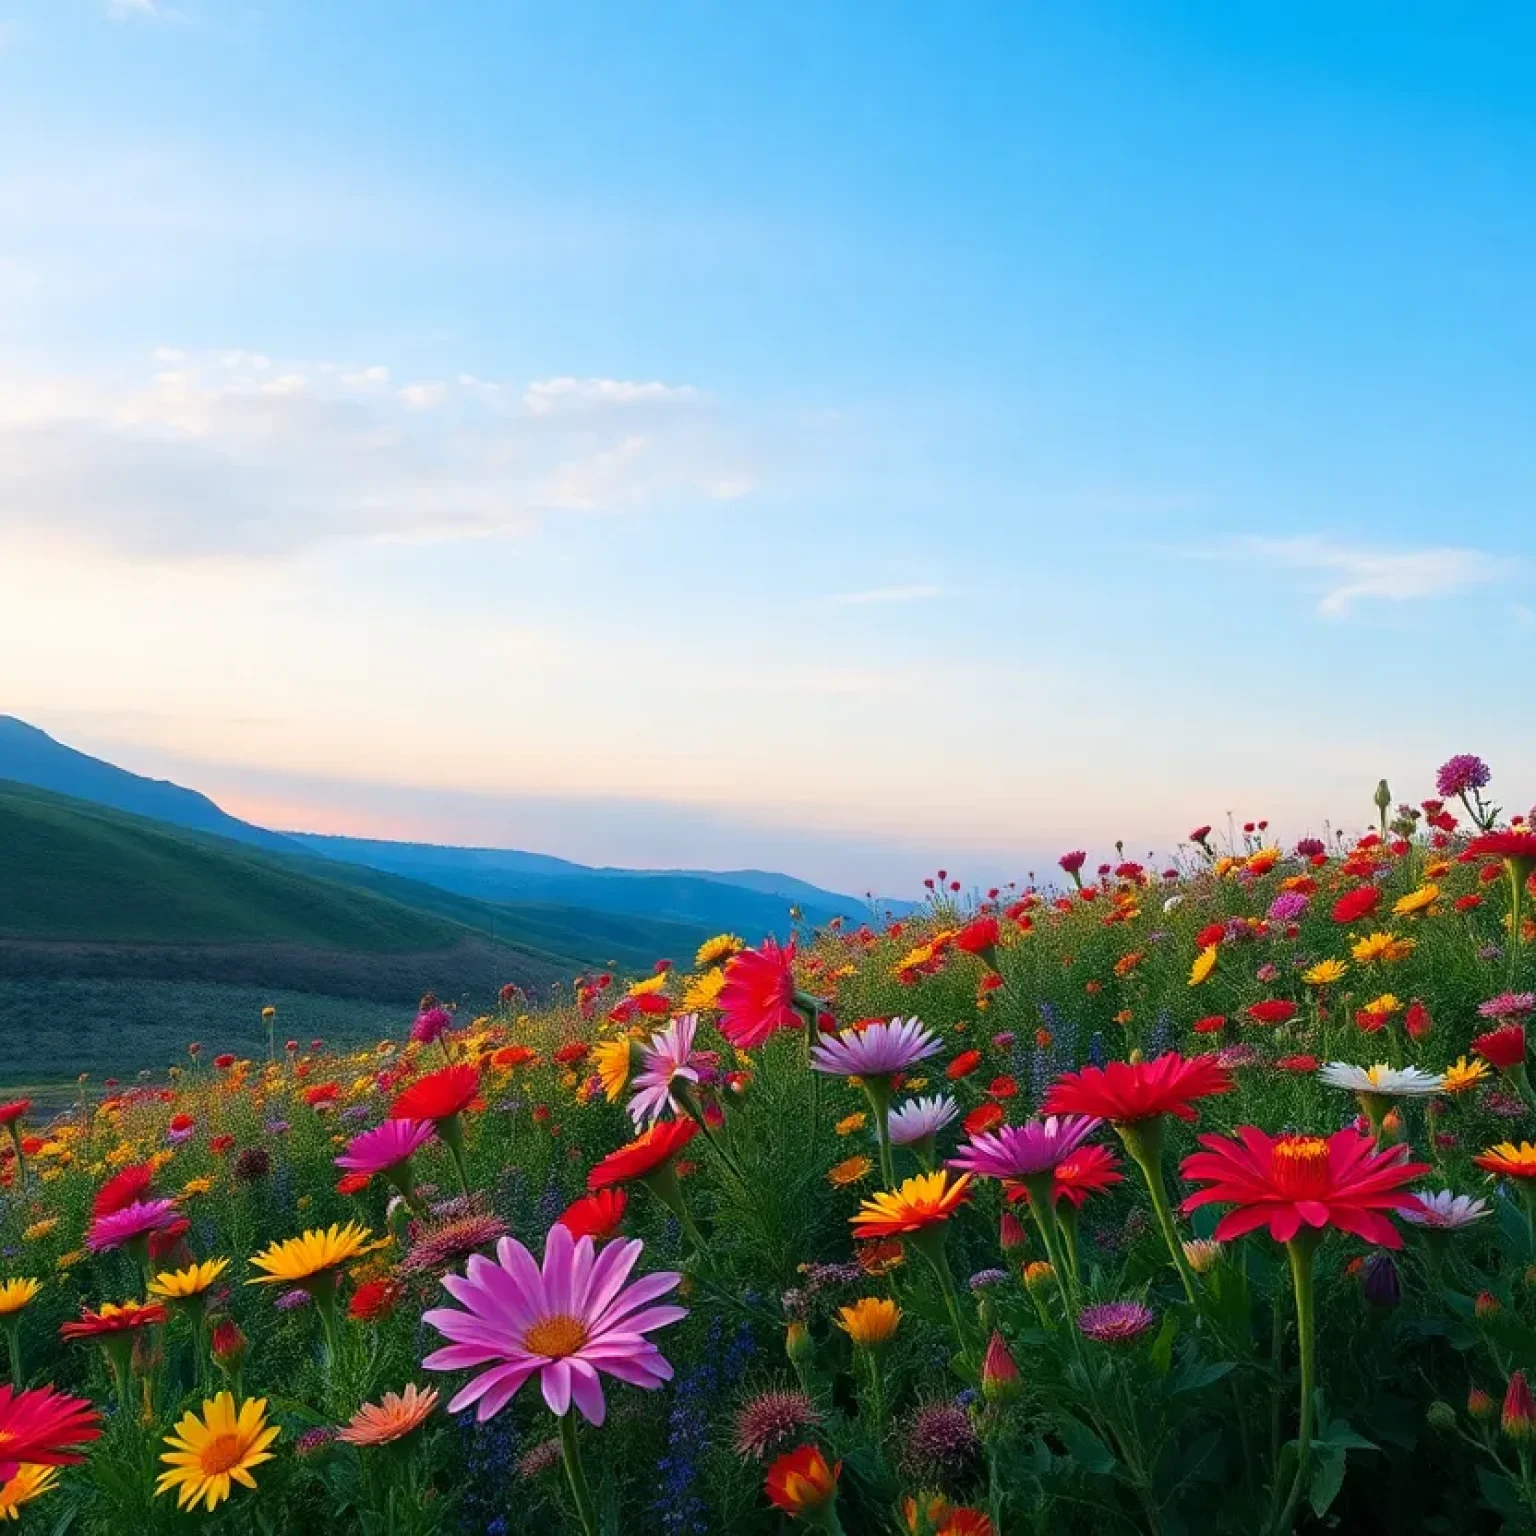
(348, 1278, 402, 1322)
(558, 1187, 629, 1241)
(92, 1163, 155, 1219)
(1469, 831, 1536, 862)
(587, 1119, 698, 1191)
(0, 1100, 30, 1128)
(1007, 1142, 1124, 1208)
(1331, 886, 1381, 924)
(553, 1041, 590, 1066)
(947, 1049, 983, 1082)
(963, 1103, 1005, 1136)
(1245, 1000, 1297, 1026)
(953, 917, 1000, 967)
(718, 938, 803, 1050)
(0, 1384, 102, 1481)
(1180, 1126, 1427, 1247)
(336, 1172, 372, 1196)
(1274, 1054, 1320, 1074)
(1042, 1052, 1232, 1124)
(1475, 1025, 1528, 1071)
(388, 1064, 480, 1123)
(1192, 1015, 1227, 1035)
(1194, 923, 1227, 950)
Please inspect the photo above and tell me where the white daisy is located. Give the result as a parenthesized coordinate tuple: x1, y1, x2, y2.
(1317, 1062, 1445, 1098)
(1399, 1189, 1491, 1230)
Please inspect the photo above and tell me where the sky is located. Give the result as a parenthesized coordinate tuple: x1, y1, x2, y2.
(1, 2, 1533, 895)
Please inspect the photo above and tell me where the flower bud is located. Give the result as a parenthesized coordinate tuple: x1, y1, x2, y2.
(1426, 1400, 1456, 1432)
(1477, 1291, 1502, 1320)
(1182, 1238, 1222, 1274)
(785, 1320, 814, 1369)
(210, 1317, 246, 1366)
(998, 1212, 1028, 1258)
(981, 1331, 1021, 1404)
(1504, 1371, 1536, 1441)
(1022, 1261, 1055, 1293)
(1362, 1253, 1400, 1308)
(1469, 1387, 1496, 1421)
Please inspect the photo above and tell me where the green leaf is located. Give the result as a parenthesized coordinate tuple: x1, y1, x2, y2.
(1055, 1414, 1118, 1476)
(1172, 1358, 1235, 1395)
(1318, 1418, 1378, 1453)
(1477, 1465, 1526, 1519)
(1149, 1312, 1180, 1376)
(1309, 1446, 1347, 1519)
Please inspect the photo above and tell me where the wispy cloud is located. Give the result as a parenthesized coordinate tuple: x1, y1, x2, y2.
(0, 351, 754, 559)
(826, 584, 944, 607)
(1223, 535, 1508, 617)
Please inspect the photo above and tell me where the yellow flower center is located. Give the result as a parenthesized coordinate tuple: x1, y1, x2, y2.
(1270, 1136, 1332, 1199)
(200, 1433, 246, 1476)
(522, 1314, 588, 1359)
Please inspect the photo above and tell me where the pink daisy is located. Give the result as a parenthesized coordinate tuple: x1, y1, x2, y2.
(86, 1197, 181, 1253)
(335, 1118, 436, 1175)
(948, 1115, 1102, 1180)
(628, 1015, 706, 1128)
(421, 1224, 686, 1425)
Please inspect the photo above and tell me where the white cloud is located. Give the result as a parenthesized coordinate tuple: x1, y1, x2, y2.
(522, 376, 701, 416)
(398, 380, 446, 410)
(827, 584, 944, 607)
(1226, 535, 1508, 617)
(0, 350, 753, 559)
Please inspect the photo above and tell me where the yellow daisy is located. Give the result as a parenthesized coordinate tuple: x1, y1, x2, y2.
(155, 1393, 279, 1512)
(695, 933, 745, 969)
(626, 973, 669, 999)
(1302, 958, 1348, 987)
(828, 1155, 874, 1188)
(1351, 932, 1417, 966)
(21, 1219, 56, 1243)
(180, 1177, 213, 1198)
(1188, 944, 1218, 987)
(681, 969, 727, 1012)
(591, 1037, 634, 1103)
(0, 1279, 41, 1318)
(0, 1463, 59, 1521)
(836, 1296, 901, 1349)
(835, 1112, 868, 1136)
(1393, 884, 1439, 917)
(247, 1223, 380, 1286)
(150, 1258, 230, 1301)
(1442, 1056, 1491, 1095)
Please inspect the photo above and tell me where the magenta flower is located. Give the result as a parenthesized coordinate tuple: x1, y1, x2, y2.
(335, 1118, 436, 1175)
(1437, 754, 1491, 798)
(1078, 1300, 1156, 1344)
(948, 1115, 1102, 1180)
(86, 1198, 181, 1253)
(1267, 892, 1309, 923)
(810, 1017, 942, 1079)
(422, 1224, 685, 1425)
(1479, 993, 1536, 1024)
(411, 1007, 454, 1046)
(628, 1014, 706, 1128)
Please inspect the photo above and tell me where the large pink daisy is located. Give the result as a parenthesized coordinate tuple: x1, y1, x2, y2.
(421, 1224, 685, 1425)
(334, 1118, 436, 1175)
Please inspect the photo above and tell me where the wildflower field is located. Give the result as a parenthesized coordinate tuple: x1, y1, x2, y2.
(3, 756, 1536, 1534)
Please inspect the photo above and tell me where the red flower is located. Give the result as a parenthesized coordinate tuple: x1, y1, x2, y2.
(213, 1053, 236, 1070)
(336, 1172, 371, 1195)
(963, 1103, 1005, 1136)
(1245, 1000, 1297, 1026)
(558, 1188, 629, 1241)
(1042, 1052, 1232, 1124)
(388, 1064, 480, 1122)
(1192, 1015, 1227, 1035)
(348, 1278, 401, 1322)
(0, 1100, 30, 1128)
(587, 1119, 698, 1190)
(60, 1301, 167, 1340)
(0, 1384, 102, 1481)
(1475, 1025, 1528, 1071)
(1180, 1126, 1427, 1247)
(553, 1041, 590, 1066)
(92, 1163, 155, 1219)
(1404, 1001, 1432, 1041)
(208, 1135, 235, 1155)
(765, 1444, 840, 1517)
(1058, 850, 1087, 874)
(1331, 886, 1382, 924)
(986, 1075, 1017, 1100)
(1456, 894, 1484, 912)
(1006, 1142, 1124, 1208)
(1470, 831, 1536, 862)
(947, 1050, 983, 1081)
(954, 917, 1000, 963)
(1275, 1055, 1320, 1074)
(302, 1084, 338, 1108)
(1194, 923, 1227, 950)
(718, 938, 803, 1050)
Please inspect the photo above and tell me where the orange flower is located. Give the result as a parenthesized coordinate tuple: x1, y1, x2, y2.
(587, 1119, 698, 1190)
(336, 1384, 439, 1447)
(850, 1171, 972, 1240)
(765, 1444, 840, 1517)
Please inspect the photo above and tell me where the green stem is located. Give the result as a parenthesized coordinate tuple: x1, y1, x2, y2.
(4, 1318, 22, 1387)
(1272, 1237, 1318, 1536)
(862, 1078, 897, 1189)
(1120, 1121, 1199, 1305)
(558, 1410, 600, 1536)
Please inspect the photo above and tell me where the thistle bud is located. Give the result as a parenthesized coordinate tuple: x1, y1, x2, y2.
(1374, 778, 1392, 815)
(1426, 1400, 1456, 1432)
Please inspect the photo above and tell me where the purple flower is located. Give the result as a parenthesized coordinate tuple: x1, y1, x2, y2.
(628, 1014, 707, 1127)
(1362, 1253, 1400, 1308)
(948, 1115, 1101, 1180)
(811, 1017, 943, 1079)
(276, 1287, 312, 1311)
(887, 1094, 960, 1147)
(1437, 754, 1491, 798)
(86, 1198, 180, 1253)
(1267, 892, 1310, 923)
(1078, 1300, 1156, 1344)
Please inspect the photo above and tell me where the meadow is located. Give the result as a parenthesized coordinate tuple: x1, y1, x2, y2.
(0, 753, 1533, 1533)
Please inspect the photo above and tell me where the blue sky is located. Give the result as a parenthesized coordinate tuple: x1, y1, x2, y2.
(1, 1, 1532, 893)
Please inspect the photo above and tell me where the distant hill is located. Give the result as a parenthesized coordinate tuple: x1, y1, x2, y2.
(288, 832, 881, 935)
(0, 717, 901, 938)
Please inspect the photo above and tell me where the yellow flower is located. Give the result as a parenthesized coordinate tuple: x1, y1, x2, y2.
(247, 1223, 381, 1286)
(681, 969, 727, 1012)
(180, 1177, 213, 1198)
(149, 1150, 176, 1174)
(22, 1219, 57, 1243)
(1442, 1056, 1491, 1095)
(1351, 932, 1416, 966)
(156, 1393, 279, 1512)
(0, 1279, 41, 1316)
(591, 1037, 634, 1103)
(835, 1112, 868, 1136)
(1425, 859, 1452, 879)
(0, 1463, 58, 1520)
(1302, 958, 1348, 987)
(895, 942, 937, 975)
(904, 1077, 928, 1092)
(1358, 993, 1402, 1020)
(54, 1250, 83, 1271)
(626, 973, 669, 999)
(828, 1155, 873, 1188)
(1188, 945, 1218, 986)
(150, 1258, 230, 1300)
(837, 1296, 901, 1349)
(695, 933, 745, 969)
(1393, 884, 1439, 917)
